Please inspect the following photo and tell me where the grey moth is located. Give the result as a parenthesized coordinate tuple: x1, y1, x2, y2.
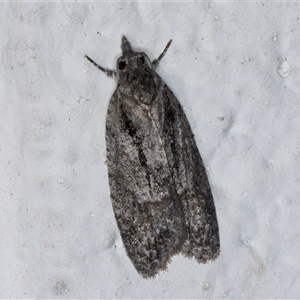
(85, 36, 220, 278)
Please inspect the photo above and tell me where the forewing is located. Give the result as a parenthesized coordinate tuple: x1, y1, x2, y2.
(158, 83, 220, 262)
(105, 91, 186, 278)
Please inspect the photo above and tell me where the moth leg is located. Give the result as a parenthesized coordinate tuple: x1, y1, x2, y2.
(84, 55, 117, 78)
(152, 39, 172, 67)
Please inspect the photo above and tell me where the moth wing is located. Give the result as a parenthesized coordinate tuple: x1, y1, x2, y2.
(159, 83, 220, 262)
(105, 91, 186, 278)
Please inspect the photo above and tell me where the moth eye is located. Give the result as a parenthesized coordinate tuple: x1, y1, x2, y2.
(139, 56, 145, 64)
(119, 60, 127, 70)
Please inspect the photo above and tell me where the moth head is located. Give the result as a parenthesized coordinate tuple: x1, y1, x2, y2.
(117, 53, 152, 72)
(117, 36, 153, 73)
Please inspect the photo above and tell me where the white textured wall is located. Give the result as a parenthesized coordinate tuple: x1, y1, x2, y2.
(1, 2, 300, 298)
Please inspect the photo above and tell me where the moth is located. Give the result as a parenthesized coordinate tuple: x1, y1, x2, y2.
(85, 36, 220, 278)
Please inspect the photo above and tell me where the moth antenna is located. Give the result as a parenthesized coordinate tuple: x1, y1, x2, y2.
(84, 55, 117, 78)
(152, 39, 172, 67)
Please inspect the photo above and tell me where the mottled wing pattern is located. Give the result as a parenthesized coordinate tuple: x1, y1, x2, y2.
(102, 36, 219, 279)
(106, 90, 187, 278)
(158, 82, 220, 262)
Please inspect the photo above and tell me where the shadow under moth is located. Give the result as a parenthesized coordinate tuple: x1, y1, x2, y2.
(85, 36, 220, 278)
